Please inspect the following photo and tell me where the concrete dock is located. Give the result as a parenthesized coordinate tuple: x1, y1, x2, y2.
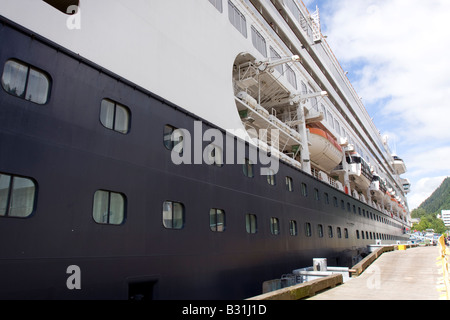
(308, 246, 445, 300)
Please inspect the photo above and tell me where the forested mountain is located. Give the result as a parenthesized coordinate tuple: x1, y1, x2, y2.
(411, 177, 450, 233)
(415, 177, 450, 215)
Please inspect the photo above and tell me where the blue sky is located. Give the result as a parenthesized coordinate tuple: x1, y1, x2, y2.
(303, 0, 450, 209)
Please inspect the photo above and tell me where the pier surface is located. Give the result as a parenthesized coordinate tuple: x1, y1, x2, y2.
(308, 246, 444, 300)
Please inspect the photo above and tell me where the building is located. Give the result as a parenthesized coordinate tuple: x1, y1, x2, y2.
(441, 210, 450, 227)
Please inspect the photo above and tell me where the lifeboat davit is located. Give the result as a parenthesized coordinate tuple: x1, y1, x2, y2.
(308, 127, 343, 172)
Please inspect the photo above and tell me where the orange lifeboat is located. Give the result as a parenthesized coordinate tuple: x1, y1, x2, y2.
(308, 127, 343, 172)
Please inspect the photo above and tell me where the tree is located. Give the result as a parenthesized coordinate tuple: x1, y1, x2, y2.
(412, 213, 446, 234)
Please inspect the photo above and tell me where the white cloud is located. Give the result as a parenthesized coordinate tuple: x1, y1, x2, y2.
(407, 176, 448, 210)
(320, 0, 450, 144)
(312, 0, 450, 211)
(404, 146, 450, 178)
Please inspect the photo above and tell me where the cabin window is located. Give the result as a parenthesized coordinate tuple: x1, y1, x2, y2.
(42, 0, 79, 15)
(206, 145, 224, 167)
(314, 188, 320, 201)
(162, 201, 185, 230)
(286, 65, 297, 89)
(301, 82, 308, 95)
(251, 26, 267, 57)
(317, 224, 324, 238)
(289, 220, 298, 236)
(92, 190, 126, 225)
(328, 226, 333, 238)
(210, 208, 226, 232)
(337, 227, 342, 239)
(270, 217, 280, 235)
(1, 59, 51, 104)
(208, 0, 223, 12)
(305, 222, 312, 237)
(266, 170, 276, 186)
(228, 1, 247, 38)
(323, 192, 329, 204)
(356, 230, 360, 239)
(245, 214, 257, 234)
(0, 173, 36, 218)
(301, 183, 308, 197)
(321, 104, 327, 122)
(100, 99, 130, 134)
(286, 176, 293, 192)
(243, 158, 254, 178)
(270, 47, 283, 74)
(163, 124, 184, 154)
(333, 196, 338, 207)
(344, 228, 349, 239)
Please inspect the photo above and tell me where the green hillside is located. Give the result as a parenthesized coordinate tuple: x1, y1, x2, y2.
(411, 177, 450, 233)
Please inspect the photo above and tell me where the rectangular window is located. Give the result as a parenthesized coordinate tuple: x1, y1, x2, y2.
(289, 220, 298, 236)
(321, 104, 327, 122)
(344, 228, 349, 239)
(251, 26, 267, 57)
(301, 81, 308, 95)
(286, 176, 293, 192)
(243, 158, 254, 178)
(266, 170, 276, 186)
(317, 224, 323, 238)
(210, 208, 226, 232)
(286, 65, 297, 89)
(100, 99, 130, 134)
(208, 0, 223, 12)
(301, 183, 308, 197)
(162, 201, 185, 229)
(163, 124, 184, 154)
(337, 227, 342, 239)
(92, 190, 126, 225)
(305, 222, 312, 237)
(270, 47, 283, 74)
(314, 188, 320, 201)
(328, 226, 333, 238)
(270, 217, 280, 235)
(324, 192, 329, 205)
(0, 173, 36, 218)
(246, 214, 257, 234)
(1, 59, 51, 104)
(228, 1, 247, 37)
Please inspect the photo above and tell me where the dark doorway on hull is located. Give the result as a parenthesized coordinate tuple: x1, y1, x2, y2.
(128, 280, 158, 301)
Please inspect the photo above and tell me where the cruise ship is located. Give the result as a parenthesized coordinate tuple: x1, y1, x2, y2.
(0, 0, 411, 300)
